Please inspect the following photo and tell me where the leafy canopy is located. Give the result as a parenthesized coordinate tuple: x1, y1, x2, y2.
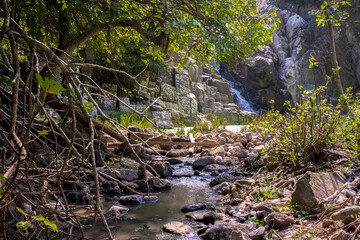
(12, 0, 278, 66)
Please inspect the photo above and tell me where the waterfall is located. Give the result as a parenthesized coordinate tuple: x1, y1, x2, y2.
(211, 60, 256, 113)
(223, 78, 256, 112)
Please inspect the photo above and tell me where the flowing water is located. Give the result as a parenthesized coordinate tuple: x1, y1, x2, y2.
(223, 79, 256, 112)
(82, 159, 219, 240)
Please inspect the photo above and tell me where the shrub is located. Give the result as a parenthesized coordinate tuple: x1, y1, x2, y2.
(256, 86, 357, 169)
(109, 109, 153, 129)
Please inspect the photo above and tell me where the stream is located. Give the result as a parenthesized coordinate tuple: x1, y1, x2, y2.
(82, 158, 220, 240)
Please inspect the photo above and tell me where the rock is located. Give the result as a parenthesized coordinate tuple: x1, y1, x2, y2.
(149, 161, 173, 178)
(163, 221, 193, 235)
(148, 176, 171, 190)
(248, 226, 266, 240)
(253, 145, 264, 152)
(238, 150, 249, 159)
(185, 210, 208, 222)
(322, 219, 335, 228)
(114, 169, 139, 181)
(119, 195, 158, 205)
(203, 164, 227, 173)
(213, 182, 231, 195)
(291, 171, 346, 210)
(181, 202, 213, 213)
(201, 220, 253, 240)
(166, 149, 188, 157)
(210, 173, 235, 187)
(233, 178, 255, 186)
(330, 229, 351, 240)
(246, 142, 255, 149)
(106, 205, 129, 219)
(193, 156, 215, 170)
(264, 212, 295, 229)
(237, 136, 248, 145)
(165, 158, 183, 164)
(209, 146, 225, 159)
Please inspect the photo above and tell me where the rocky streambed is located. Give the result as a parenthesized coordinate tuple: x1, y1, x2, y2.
(75, 127, 360, 240)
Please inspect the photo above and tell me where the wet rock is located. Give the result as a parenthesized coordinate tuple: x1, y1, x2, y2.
(119, 195, 158, 205)
(163, 221, 193, 235)
(201, 220, 253, 240)
(193, 156, 215, 170)
(330, 229, 351, 240)
(248, 226, 266, 240)
(106, 205, 129, 219)
(291, 171, 346, 210)
(210, 173, 235, 187)
(203, 164, 227, 172)
(264, 212, 295, 229)
(149, 161, 173, 178)
(181, 202, 213, 213)
(148, 176, 171, 190)
(165, 158, 183, 164)
(185, 210, 208, 222)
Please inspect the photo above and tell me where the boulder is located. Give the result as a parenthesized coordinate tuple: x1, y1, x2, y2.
(163, 221, 193, 235)
(264, 212, 295, 229)
(119, 195, 158, 205)
(210, 173, 236, 187)
(193, 156, 215, 170)
(330, 229, 351, 240)
(148, 176, 172, 190)
(291, 171, 346, 210)
(106, 205, 129, 219)
(203, 164, 227, 173)
(181, 202, 213, 213)
(165, 158, 183, 164)
(185, 210, 208, 222)
(149, 161, 173, 178)
(201, 220, 253, 240)
(114, 169, 139, 181)
(248, 226, 266, 240)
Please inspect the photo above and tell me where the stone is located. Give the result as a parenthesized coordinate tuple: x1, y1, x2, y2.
(114, 169, 139, 181)
(233, 178, 255, 186)
(330, 229, 351, 240)
(106, 205, 129, 219)
(291, 171, 346, 210)
(203, 164, 227, 173)
(166, 149, 188, 157)
(322, 219, 335, 228)
(119, 195, 158, 205)
(248, 226, 266, 240)
(165, 158, 183, 164)
(209, 146, 225, 159)
(238, 150, 249, 159)
(181, 202, 213, 213)
(193, 156, 215, 170)
(210, 173, 236, 187)
(163, 221, 193, 235)
(148, 176, 171, 190)
(201, 220, 253, 240)
(185, 210, 208, 222)
(264, 212, 295, 229)
(149, 161, 173, 178)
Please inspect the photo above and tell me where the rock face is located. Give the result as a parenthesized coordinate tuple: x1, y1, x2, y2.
(291, 171, 346, 209)
(222, 0, 360, 110)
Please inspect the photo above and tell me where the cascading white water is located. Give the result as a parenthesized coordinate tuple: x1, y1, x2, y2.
(223, 78, 256, 112)
(212, 60, 256, 113)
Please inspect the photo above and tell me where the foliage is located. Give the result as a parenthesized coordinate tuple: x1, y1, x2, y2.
(309, 0, 350, 28)
(16, 207, 57, 232)
(175, 126, 186, 136)
(256, 86, 356, 168)
(109, 109, 153, 129)
(12, 0, 278, 67)
(252, 187, 278, 202)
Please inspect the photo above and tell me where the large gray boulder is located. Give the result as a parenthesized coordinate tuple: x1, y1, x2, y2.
(193, 156, 215, 170)
(291, 171, 346, 210)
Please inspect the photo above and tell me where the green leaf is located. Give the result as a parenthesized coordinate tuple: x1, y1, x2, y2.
(16, 221, 31, 231)
(33, 215, 45, 221)
(38, 130, 49, 136)
(16, 207, 28, 216)
(44, 219, 57, 232)
(0, 174, 6, 182)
